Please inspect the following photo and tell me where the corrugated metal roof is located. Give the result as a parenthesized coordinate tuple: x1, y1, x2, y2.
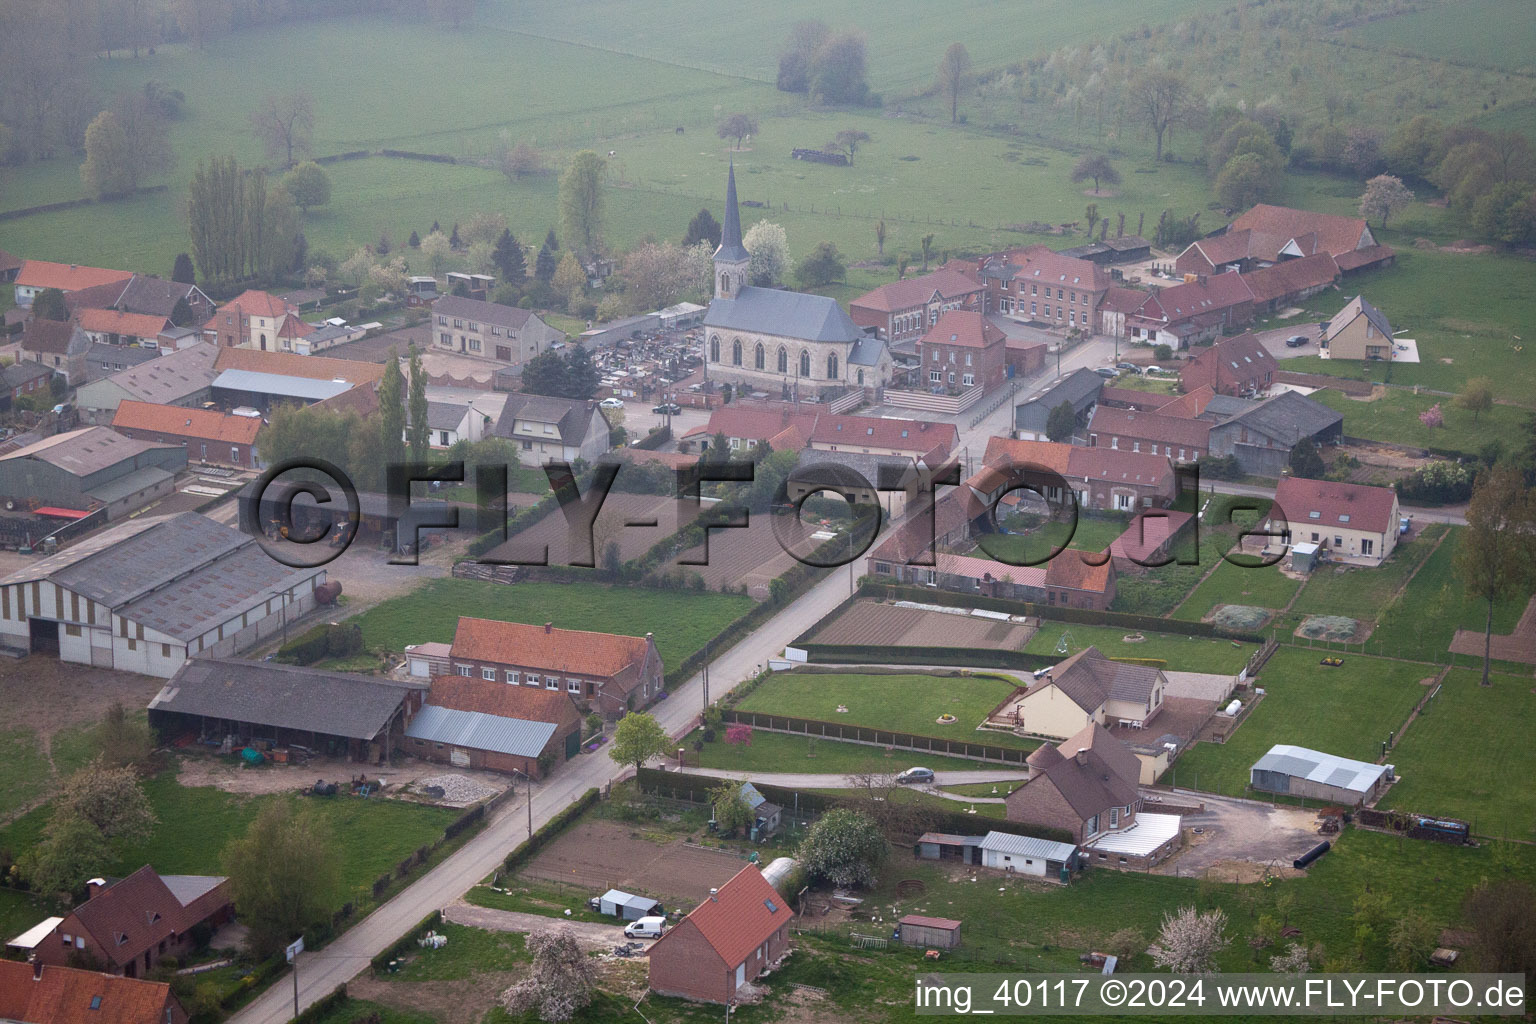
(599, 889, 660, 911)
(212, 369, 353, 401)
(1251, 745, 1389, 795)
(151, 660, 418, 740)
(1083, 812, 1181, 855)
(85, 465, 175, 505)
(977, 831, 1078, 862)
(404, 704, 555, 757)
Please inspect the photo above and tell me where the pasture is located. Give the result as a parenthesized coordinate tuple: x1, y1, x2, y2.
(734, 671, 1027, 744)
(1348, 0, 1536, 75)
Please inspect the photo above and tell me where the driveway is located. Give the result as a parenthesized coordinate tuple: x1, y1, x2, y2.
(1252, 322, 1324, 360)
(1151, 789, 1322, 877)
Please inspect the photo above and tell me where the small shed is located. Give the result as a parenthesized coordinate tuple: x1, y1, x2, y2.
(597, 889, 662, 921)
(897, 914, 962, 950)
(977, 831, 1080, 879)
(913, 832, 983, 865)
(1290, 541, 1320, 573)
(740, 782, 782, 840)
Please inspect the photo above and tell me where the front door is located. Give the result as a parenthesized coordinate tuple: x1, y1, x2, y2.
(496, 345, 511, 361)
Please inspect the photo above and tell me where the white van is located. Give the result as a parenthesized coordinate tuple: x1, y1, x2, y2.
(623, 916, 666, 939)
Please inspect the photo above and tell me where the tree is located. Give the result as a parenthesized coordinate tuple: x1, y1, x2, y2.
(1456, 464, 1536, 684)
(874, 218, 886, 255)
(608, 711, 672, 772)
(186, 156, 302, 283)
(1456, 377, 1495, 423)
(1358, 174, 1413, 228)
(81, 110, 133, 198)
(408, 230, 421, 248)
(95, 702, 152, 769)
(169, 296, 195, 327)
(811, 32, 870, 106)
(378, 348, 406, 470)
(520, 350, 570, 399)
(250, 91, 314, 169)
(1471, 183, 1536, 245)
(497, 141, 546, 181)
(620, 242, 691, 310)
(919, 232, 935, 271)
(1046, 400, 1077, 442)
(798, 808, 887, 889)
(1149, 906, 1230, 973)
(1084, 203, 1100, 237)
(172, 252, 196, 284)
(552, 250, 586, 311)
(710, 779, 754, 835)
(449, 223, 462, 249)
(1136, 70, 1192, 161)
(282, 161, 331, 214)
(419, 230, 451, 277)
(776, 19, 828, 94)
(1270, 943, 1311, 974)
(1071, 154, 1121, 195)
(26, 761, 157, 894)
(30, 288, 68, 322)
(1388, 912, 1436, 971)
(565, 344, 599, 400)
(1386, 115, 1445, 180)
(223, 798, 341, 959)
(465, 240, 495, 276)
(493, 228, 526, 286)
(832, 128, 870, 165)
(1288, 437, 1325, 479)
(109, 89, 175, 192)
(406, 345, 428, 462)
(501, 931, 597, 1023)
(173, 0, 232, 48)
(936, 42, 972, 123)
(462, 211, 508, 248)
(1216, 153, 1273, 210)
(1464, 881, 1536, 979)
(683, 208, 721, 249)
(795, 241, 845, 288)
(717, 113, 758, 150)
(558, 150, 606, 257)
(743, 221, 790, 286)
(535, 229, 559, 283)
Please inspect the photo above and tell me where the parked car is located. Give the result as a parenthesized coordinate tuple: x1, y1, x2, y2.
(599, 397, 625, 409)
(1285, 335, 1309, 348)
(652, 402, 682, 415)
(623, 916, 667, 939)
(1094, 366, 1119, 379)
(896, 766, 935, 784)
(1115, 362, 1142, 374)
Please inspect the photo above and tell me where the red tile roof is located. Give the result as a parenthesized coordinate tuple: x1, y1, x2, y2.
(220, 288, 292, 319)
(919, 310, 1004, 350)
(1227, 204, 1372, 260)
(16, 261, 133, 293)
(1044, 552, 1114, 595)
(426, 675, 583, 728)
(983, 437, 1073, 476)
(1100, 285, 1150, 316)
(987, 245, 1112, 292)
(1241, 252, 1339, 305)
(810, 414, 958, 458)
(112, 401, 262, 446)
(1087, 405, 1212, 451)
(1332, 244, 1396, 272)
(683, 405, 820, 447)
(849, 269, 983, 313)
(899, 914, 961, 930)
(1181, 332, 1277, 394)
(983, 437, 1173, 491)
(212, 347, 386, 385)
(450, 617, 652, 678)
(1109, 509, 1194, 562)
(1272, 476, 1398, 535)
(76, 308, 173, 338)
(1143, 272, 1253, 323)
(68, 867, 226, 968)
(664, 864, 790, 967)
(0, 962, 181, 1024)
(1152, 385, 1214, 419)
(0, 249, 23, 275)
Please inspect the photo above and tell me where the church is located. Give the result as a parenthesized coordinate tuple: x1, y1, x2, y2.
(703, 165, 892, 400)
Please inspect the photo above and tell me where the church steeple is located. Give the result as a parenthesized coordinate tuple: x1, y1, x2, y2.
(713, 161, 750, 299)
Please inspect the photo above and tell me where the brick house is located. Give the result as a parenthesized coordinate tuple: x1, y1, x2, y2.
(915, 310, 1006, 395)
(677, 404, 821, 455)
(1240, 252, 1340, 314)
(0, 361, 53, 411)
(405, 674, 583, 777)
(1123, 272, 1255, 349)
(20, 319, 91, 385)
(848, 268, 985, 342)
(1179, 332, 1278, 397)
(26, 867, 231, 978)
(200, 290, 310, 351)
(1003, 720, 1143, 843)
(808, 414, 958, 463)
(431, 295, 564, 364)
(647, 864, 793, 1004)
(446, 617, 663, 717)
(111, 400, 263, 468)
(76, 309, 174, 349)
(1005, 337, 1048, 378)
(1176, 204, 1394, 277)
(972, 246, 1110, 333)
(1268, 476, 1400, 567)
(1086, 405, 1212, 461)
(0, 962, 188, 1024)
(981, 437, 1179, 513)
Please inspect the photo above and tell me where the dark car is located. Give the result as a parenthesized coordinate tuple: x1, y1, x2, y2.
(1285, 335, 1309, 348)
(896, 767, 935, 784)
(1115, 362, 1142, 374)
(652, 403, 682, 415)
(1094, 366, 1119, 379)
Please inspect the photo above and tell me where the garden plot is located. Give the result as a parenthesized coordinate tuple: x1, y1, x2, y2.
(516, 819, 745, 907)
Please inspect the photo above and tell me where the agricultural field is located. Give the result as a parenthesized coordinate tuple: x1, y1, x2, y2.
(806, 599, 1037, 650)
(1023, 623, 1257, 675)
(1348, 0, 1536, 75)
(344, 578, 752, 670)
(1169, 647, 1432, 797)
(1378, 668, 1536, 839)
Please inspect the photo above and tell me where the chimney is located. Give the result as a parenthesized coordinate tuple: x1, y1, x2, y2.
(32, 960, 42, 981)
(1075, 747, 1088, 766)
(544, 622, 553, 634)
(87, 877, 107, 898)
(708, 888, 719, 901)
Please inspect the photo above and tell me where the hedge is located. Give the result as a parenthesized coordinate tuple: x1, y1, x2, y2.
(380, 149, 458, 164)
(632, 424, 673, 450)
(292, 984, 348, 1024)
(370, 911, 442, 973)
(444, 804, 485, 840)
(502, 787, 601, 874)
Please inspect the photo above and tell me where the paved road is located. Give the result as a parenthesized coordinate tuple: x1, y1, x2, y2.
(666, 765, 1031, 790)
(229, 552, 868, 1024)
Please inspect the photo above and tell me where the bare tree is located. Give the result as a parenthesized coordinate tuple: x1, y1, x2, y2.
(716, 113, 758, 151)
(497, 140, 546, 181)
(833, 128, 870, 165)
(250, 91, 314, 169)
(842, 770, 941, 838)
(1456, 464, 1536, 684)
(1136, 70, 1192, 161)
(502, 931, 597, 1022)
(1149, 906, 1230, 973)
(936, 42, 972, 123)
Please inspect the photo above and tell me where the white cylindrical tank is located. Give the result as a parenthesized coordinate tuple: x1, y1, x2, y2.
(760, 857, 797, 892)
(1223, 699, 1242, 716)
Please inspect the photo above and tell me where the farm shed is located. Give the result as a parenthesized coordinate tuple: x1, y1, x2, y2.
(596, 889, 663, 921)
(977, 831, 1079, 879)
(897, 915, 962, 949)
(1250, 745, 1392, 807)
(913, 833, 983, 865)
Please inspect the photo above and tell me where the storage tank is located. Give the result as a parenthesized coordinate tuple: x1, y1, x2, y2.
(1223, 699, 1241, 716)
(314, 581, 343, 605)
(760, 857, 797, 893)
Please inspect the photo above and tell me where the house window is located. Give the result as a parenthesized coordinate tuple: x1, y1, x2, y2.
(482, 667, 496, 680)
(453, 319, 463, 328)
(710, 337, 720, 361)
(754, 344, 764, 369)
(1131, 442, 1140, 452)
(456, 665, 472, 676)
(468, 338, 481, 352)
(799, 350, 811, 377)
(440, 332, 451, 346)
(1335, 536, 1343, 547)
(1109, 807, 1119, 828)
(526, 674, 541, 687)
(732, 339, 742, 365)
(468, 322, 479, 332)
(827, 353, 838, 379)
(161, 643, 170, 657)
(546, 676, 559, 690)
(505, 670, 519, 684)
(962, 373, 974, 387)
(1115, 492, 1134, 511)
(776, 347, 787, 373)
(1362, 539, 1374, 555)
(965, 352, 972, 366)
(490, 326, 501, 336)
(1085, 815, 1099, 836)
(568, 678, 581, 693)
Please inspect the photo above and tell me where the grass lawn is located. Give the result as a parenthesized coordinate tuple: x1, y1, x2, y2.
(1285, 523, 1444, 624)
(0, 889, 62, 948)
(0, 768, 459, 909)
(1378, 668, 1536, 839)
(1170, 647, 1432, 797)
(686, 729, 1002, 776)
(1024, 624, 1257, 675)
(466, 879, 611, 924)
(1172, 559, 1303, 622)
(385, 922, 527, 982)
(0, 728, 50, 824)
(299, 999, 436, 1024)
(940, 781, 1023, 798)
(979, 515, 1129, 564)
(1310, 386, 1531, 457)
(344, 579, 751, 671)
(736, 672, 1023, 742)
(1369, 526, 1530, 665)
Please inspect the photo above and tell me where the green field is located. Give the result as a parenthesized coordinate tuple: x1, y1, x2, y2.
(345, 579, 751, 670)
(1311, 385, 1532, 457)
(979, 515, 1129, 564)
(1024, 623, 1257, 675)
(385, 923, 528, 982)
(1349, 0, 1536, 74)
(0, 728, 51, 824)
(686, 728, 1001, 776)
(1378, 669, 1536, 839)
(1172, 559, 1303, 623)
(736, 671, 1028, 746)
(1170, 647, 1431, 796)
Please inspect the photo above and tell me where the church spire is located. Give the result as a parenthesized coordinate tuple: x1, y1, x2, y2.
(714, 161, 749, 264)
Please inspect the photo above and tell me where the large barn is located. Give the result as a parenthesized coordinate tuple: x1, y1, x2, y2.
(1250, 745, 1393, 807)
